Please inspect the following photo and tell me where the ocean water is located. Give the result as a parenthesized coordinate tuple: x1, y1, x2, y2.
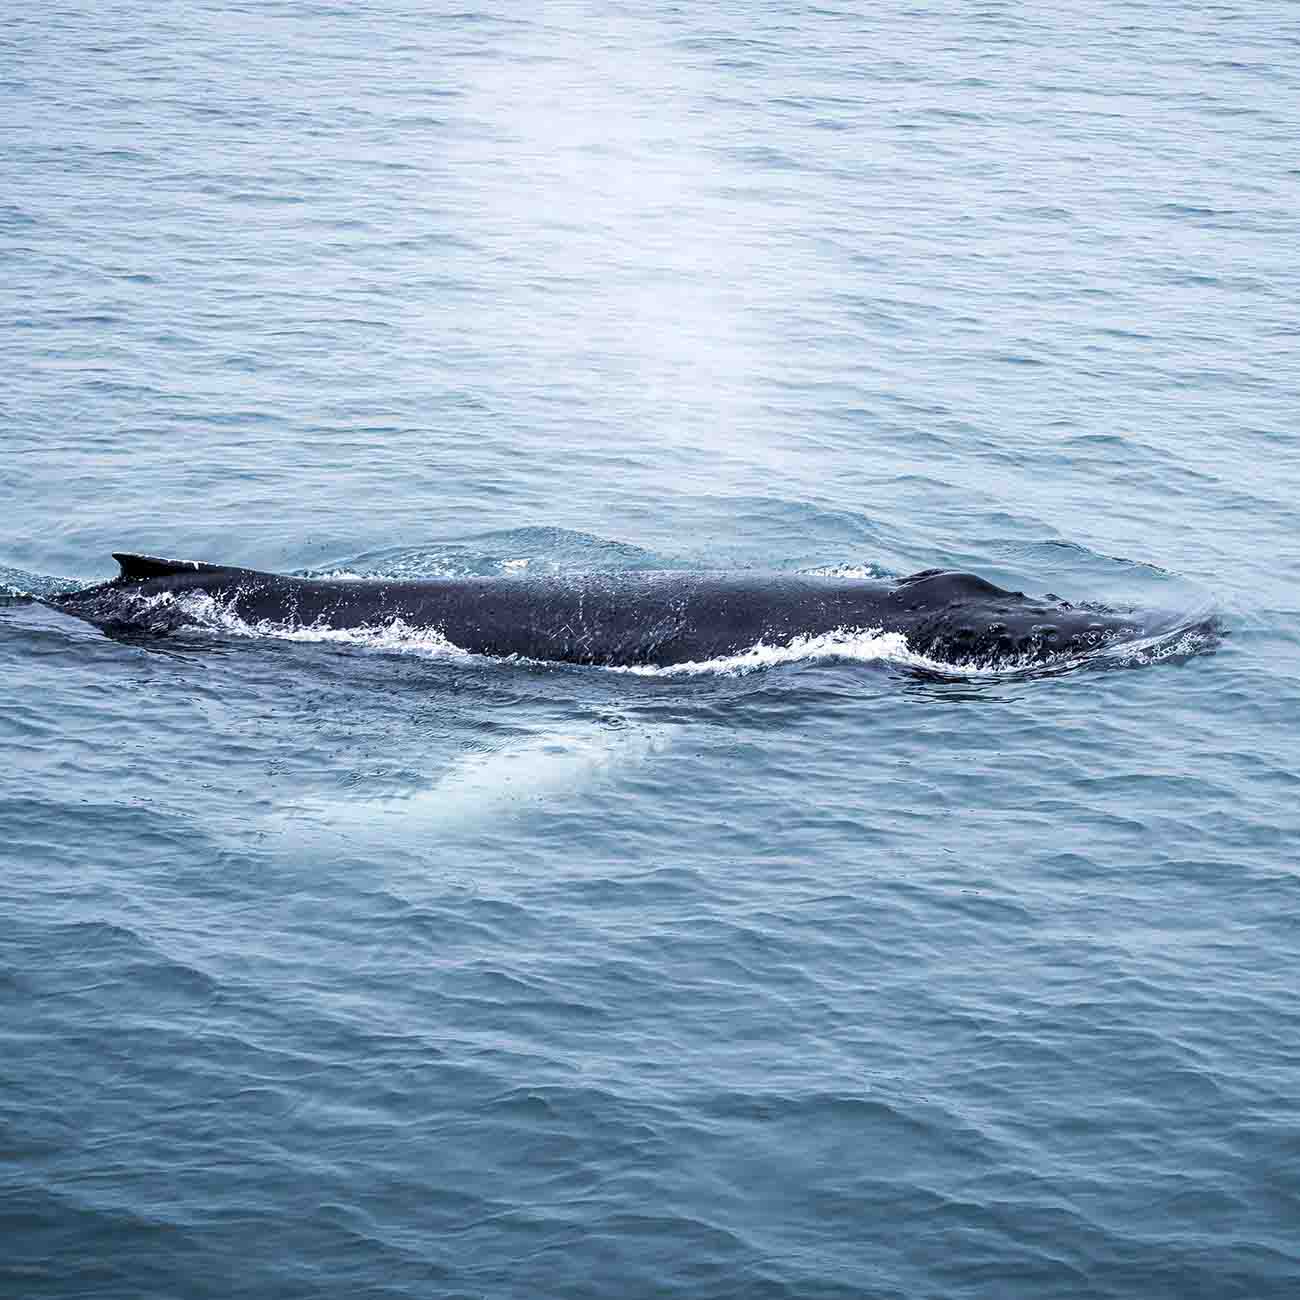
(3, 2, 1299, 1296)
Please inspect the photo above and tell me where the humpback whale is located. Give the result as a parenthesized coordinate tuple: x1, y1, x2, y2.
(51, 552, 1152, 668)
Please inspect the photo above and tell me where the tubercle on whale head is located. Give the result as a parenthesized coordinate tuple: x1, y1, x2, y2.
(899, 590, 1146, 663)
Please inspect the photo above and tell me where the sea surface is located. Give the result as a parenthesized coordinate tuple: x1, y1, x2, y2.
(3, 3, 1299, 1297)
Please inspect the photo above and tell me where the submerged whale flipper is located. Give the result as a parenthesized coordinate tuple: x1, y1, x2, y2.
(112, 553, 229, 581)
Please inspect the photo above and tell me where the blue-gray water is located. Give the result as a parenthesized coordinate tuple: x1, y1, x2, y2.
(3, 3, 1299, 1297)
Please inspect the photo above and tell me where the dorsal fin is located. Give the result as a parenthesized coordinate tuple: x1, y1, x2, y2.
(112, 552, 227, 581)
(896, 569, 1017, 598)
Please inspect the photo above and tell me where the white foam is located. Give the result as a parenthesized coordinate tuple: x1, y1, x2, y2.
(128, 590, 472, 661)
(300, 565, 463, 581)
(603, 626, 1106, 679)
(610, 627, 915, 676)
(1105, 621, 1220, 667)
(800, 564, 890, 581)
(613, 619, 1221, 680)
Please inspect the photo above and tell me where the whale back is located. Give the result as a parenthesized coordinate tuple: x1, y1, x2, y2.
(51, 554, 1151, 668)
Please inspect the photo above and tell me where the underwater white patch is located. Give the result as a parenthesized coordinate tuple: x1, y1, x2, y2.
(285, 722, 668, 843)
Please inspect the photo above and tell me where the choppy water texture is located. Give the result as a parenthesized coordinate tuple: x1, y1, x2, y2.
(4, 3, 1300, 1297)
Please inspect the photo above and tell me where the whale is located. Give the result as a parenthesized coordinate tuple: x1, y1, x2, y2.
(48, 552, 1154, 668)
